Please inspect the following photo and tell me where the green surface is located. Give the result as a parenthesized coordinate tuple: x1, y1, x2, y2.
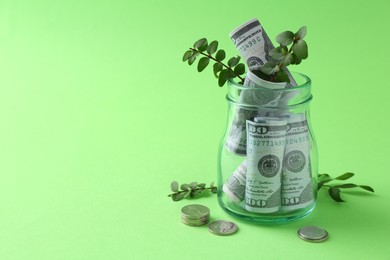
(0, 0, 389, 259)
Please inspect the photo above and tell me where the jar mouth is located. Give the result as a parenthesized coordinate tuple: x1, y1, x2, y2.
(228, 72, 311, 91)
(226, 72, 312, 109)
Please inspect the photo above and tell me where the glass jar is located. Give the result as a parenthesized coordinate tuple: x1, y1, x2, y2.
(217, 72, 317, 224)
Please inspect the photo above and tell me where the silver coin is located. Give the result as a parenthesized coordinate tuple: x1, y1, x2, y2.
(181, 204, 210, 219)
(208, 220, 238, 236)
(298, 226, 328, 242)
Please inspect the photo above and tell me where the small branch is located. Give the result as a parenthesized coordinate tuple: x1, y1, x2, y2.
(189, 48, 245, 83)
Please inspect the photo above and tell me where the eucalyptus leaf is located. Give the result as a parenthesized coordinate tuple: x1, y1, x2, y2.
(215, 49, 226, 61)
(183, 190, 191, 198)
(188, 55, 197, 65)
(260, 61, 279, 75)
(282, 53, 293, 66)
(189, 182, 198, 189)
(295, 26, 307, 40)
(213, 63, 223, 77)
(291, 53, 302, 65)
(211, 187, 218, 194)
(276, 70, 290, 83)
(218, 69, 228, 87)
(197, 183, 206, 188)
(359, 185, 374, 192)
(182, 50, 193, 62)
(207, 40, 218, 55)
(276, 31, 294, 46)
(335, 172, 354, 180)
(172, 193, 185, 201)
(197, 57, 210, 72)
(171, 181, 179, 192)
(328, 187, 345, 202)
(234, 63, 245, 75)
(336, 183, 358, 188)
(228, 56, 240, 67)
(210, 181, 215, 188)
(292, 39, 308, 60)
(198, 41, 208, 52)
(181, 183, 189, 191)
(194, 38, 207, 49)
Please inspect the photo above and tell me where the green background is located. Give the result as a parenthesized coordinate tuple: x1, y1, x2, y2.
(0, 0, 389, 259)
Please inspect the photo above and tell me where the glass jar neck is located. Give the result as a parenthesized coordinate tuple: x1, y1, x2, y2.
(227, 72, 312, 110)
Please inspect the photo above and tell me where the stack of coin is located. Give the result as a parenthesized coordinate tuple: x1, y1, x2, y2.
(181, 204, 210, 226)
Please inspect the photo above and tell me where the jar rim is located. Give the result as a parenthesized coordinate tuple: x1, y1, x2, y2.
(226, 72, 312, 109)
(227, 72, 311, 92)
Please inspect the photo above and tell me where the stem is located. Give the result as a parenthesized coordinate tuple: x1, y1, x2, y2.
(189, 48, 245, 83)
(167, 187, 212, 197)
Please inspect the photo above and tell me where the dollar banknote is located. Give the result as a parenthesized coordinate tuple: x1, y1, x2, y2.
(281, 114, 314, 211)
(229, 18, 297, 85)
(245, 117, 287, 213)
(225, 18, 297, 155)
(222, 160, 247, 202)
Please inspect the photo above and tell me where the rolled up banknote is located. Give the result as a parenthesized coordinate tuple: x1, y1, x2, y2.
(245, 117, 287, 213)
(281, 114, 314, 211)
(225, 18, 297, 156)
(222, 160, 247, 202)
(229, 18, 296, 85)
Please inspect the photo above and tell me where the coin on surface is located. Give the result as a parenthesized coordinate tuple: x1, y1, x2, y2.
(181, 204, 210, 226)
(208, 220, 238, 236)
(298, 226, 328, 242)
(181, 204, 210, 219)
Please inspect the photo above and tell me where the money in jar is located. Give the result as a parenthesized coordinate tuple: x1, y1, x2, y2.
(245, 117, 287, 213)
(281, 113, 314, 211)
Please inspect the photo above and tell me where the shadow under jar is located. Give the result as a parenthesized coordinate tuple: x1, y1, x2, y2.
(217, 72, 318, 224)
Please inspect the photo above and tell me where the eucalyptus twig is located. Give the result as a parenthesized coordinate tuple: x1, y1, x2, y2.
(318, 172, 374, 202)
(183, 38, 246, 87)
(168, 181, 217, 201)
(255, 26, 309, 83)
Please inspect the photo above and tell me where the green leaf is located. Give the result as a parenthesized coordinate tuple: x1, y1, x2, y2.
(269, 46, 284, 60)
(335, 172, 354, 180)
(191, 190, 202, 197)
(182, 50, 193, 62)
(210, 181, 215, 188)
(282, 53, 294, 66)
(292, 39, 308, 60)
(213, 63, 223, 78)
(183, 190, 191, 198)
(218, 69, 229, 87)
(172, 193, 185, 201)
(193, 38, 207, 49)
(336, 183, 358, 188)
(318, 181, 326, 190)
(189, 182, 198, 189)
(260, 61, 279, 75)
(291, 53, 302, 65)
(234, 63, 245, 75)
(198, 41, 208, 52)
(207, 40, 218, 55)
(276, 70, 290, 83)
(359, 185, 374, 192)
(197, 57, 210, 72)
(228, 56, 240, 67)
(180, 183, 189, 191)
(197, 183, 206, 188)
(318, 173, 331, 179)
(215, 49, 226, 61)
(295, 26, 307, 40)
(276, 31, 294, 46)
(328, 187, 345, 202)
(188, 55, 197, 65)
(171, 181, 179, 192)
(211, 187, 218, 194)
